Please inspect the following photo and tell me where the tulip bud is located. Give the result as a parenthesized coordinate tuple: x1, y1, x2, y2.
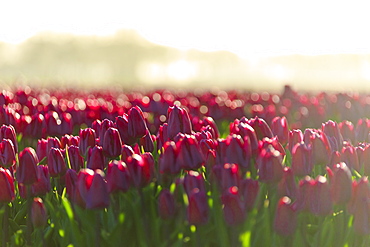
(310, 131, 331, 165)
(183, 170, 206, 196)
(247, 116, 273, 140)
(221, 186, 245, 226)
(67, 145, 84, 171)
(278, 167, 298, 200)
(186, 188, 209, 225)
(339, 120, 356, 144)
(17, 147, 39, 185)
(167, 105, 192, 140)
(0, 168, 15, 202)
(271, 116, 289, 145)
(159, 141, 181, 175)
(102, 127, 122, 158)
(0, 139, 16, 168)
(240, 178, 259, 211)
(355, 118, 370, 143)
(309, 176, 332, 216)
(238, 122, 259, 155)
(128, 106, 148, 140)
(218, 163, 241, 193)
(48, 148, 67, 177)
(322, 120, 343, 151)
(202, 117, 220, 139)
(36, 138, 48, 163)
(140, 133, 154, 153)
(85, 169, 110, 209)
(158, 188, 176, 220)
(31, 165, 51, 197)
(126, 154, 152, 188)
(288, 129, 303, 153)
(328, 162, 352, 205)
(106, 160, 130, 193)
(98, 119, 115, 144)
(65, 169, 85, 208)
(225, 135, 250, 169)
(257, 146, 284, 183)
(176, 135, 204, 171)
(291, 142, 313, 177)
(0, 124, 18, 153)
(86, 146, 106, 171)
(31, 197, 48, 228)
(341, 145, 360, 171)
(78, 128, 96, 156)
(274, 197, 297, 236)
(121, 144, 134, 163)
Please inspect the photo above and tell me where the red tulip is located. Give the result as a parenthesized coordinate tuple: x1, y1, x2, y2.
(158, 188, 176, 220)
(221, 186, 245, 226)
(106, 160, 130, 193)
(257, 146, 284, 183)
(0, 168, 15, 202)
(48, 147, 67, 177)
(86, 146, 106, 171)
(17, 147, 39, 185)
(186, 188, 209, 225)
(102, 127, 122, 158)
(0, 139, 16, 168)
(31, 197, 48, 228)
(271, 116, 289, 145)
(274, 197, 297, 236)
(0, 124, 18, 153)
(78, 128, 96, 156)
(167, 105, 192, 140)
(291, 142, 312, 176)
(128, 106, 148, 140)
(67, 145, 84, 171)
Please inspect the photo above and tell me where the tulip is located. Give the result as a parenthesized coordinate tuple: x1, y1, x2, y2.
(22, 114, 45, 139)
(322, 120, 343, 151)
(327, 162, 352, 205)
(273, 197, 297, 236)
(257, 146, 284, 183)
(240, 178, 259, 211)
(341, 145, 360, 171)
(221, 186, 245, 226)
(310, 130, 331, 166)
(128, 106, 148, 140)
(238, 122, 259, 155)
(17, 147, 39, 185)
(78, 128, 96, 156)
(278, 167, 298, 200)
(65, 169, 85, 208)
(309, 176, 332, 216)
(102, 127, 122, 158)
(186, 188, 209, 225)
(47, 136, 61, 151)
(67, 145, 84, 171)
(86, 146, 106, 171)
(176, 134, 204, 171)
(0, 139, 16, 168)
(31, 165, 51, 197)
(225, 135, 251, 169)
(355, 118, 370, 143)
(106, 160, 130, 193)
(36, 138, 48, 163)
(296, 176, 314, 212)
(31, 198, 48, 228)
(121, 144, 135, 163)
(158, 141, 180, 175)
(202, 116, 220, 139)
(217, 163, 241, 193)
(158, 188, 176, 220)
(115, 114, 135, 145)
(98, 119, 115, 143)
(0, 168, 15, 202)
(140, 133, 154, 153)
(167, 105, 192, 140)
(339, 120, 356, 144)
(126, 154, 152, 188)
(288, 129, 303, 153)
(48, 148, 67, 177)
(291, 142, 312, 176)
(271, 116, 289, 145)
(247, 116, 273, 140)
(0, 124, 18, 153)
(183, 170, 206, 196)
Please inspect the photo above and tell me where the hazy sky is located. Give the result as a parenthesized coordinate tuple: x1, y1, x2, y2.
(1, 0, 370, 59)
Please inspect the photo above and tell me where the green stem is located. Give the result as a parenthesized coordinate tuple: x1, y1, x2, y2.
(2, 203, 9, 247)
(26, 185, 33, 247)
(95, 210, 101, 247)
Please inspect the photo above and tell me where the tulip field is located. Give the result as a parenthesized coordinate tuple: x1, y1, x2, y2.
(0, 85, 370, 246)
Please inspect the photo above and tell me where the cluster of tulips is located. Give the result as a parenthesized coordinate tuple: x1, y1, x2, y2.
(0, 86, 369, 246)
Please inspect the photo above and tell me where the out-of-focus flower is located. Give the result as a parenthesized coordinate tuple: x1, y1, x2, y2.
(355, 118, 370, 143)
(17, 147, 39, 185)
(271, 116, 289, 145)
(322, 120, 343, 151)
(0, 124, 18, 153)
(0, 168, 15, 202)
(31, 197, 48, 228)
(0, 139, 16, 168)
(341, 145, 360, 171)
(186, 188, 209, 225)
(339, 120, 356, 144)
(183, 170, 206, 196)
(257, 146, 284, 183)
(310, 130, 332, 166)
(221, 186, 245, 226)
(240, 178, 259, 211)
(106, 160, 130, 193)
(274, 197, 297, 236)
(247, 116, 273, 140)
(158, 188, 176, 220)
(291, 142, 312, 176)
(288, 129, 303, 153)
(224, 135, 251, 169)
(327, 162, 352, 205)
(278, 167, 298, 200)
(36, 138, 48, 163)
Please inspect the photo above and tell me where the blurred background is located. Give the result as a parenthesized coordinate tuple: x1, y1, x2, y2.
(1, 0, 370, 92)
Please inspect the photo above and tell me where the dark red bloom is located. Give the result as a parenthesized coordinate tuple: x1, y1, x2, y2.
(17, 147, 39, 185)
(291, 142, 312, 177)
(0, 139, 16, 168)
(0, 124, 18, 153)
(186, 188, 209, 225)
(86, 146, 106, 171)
(278, 167, 298, 200)
(126, 154, 152, 188)
(102, 127, 122, 158)
(78, 128, 96, 156)
(271, 116, 289, 145)
(327, 162, 352, 205)
(240, 178, 259, 211)
(176, 135, 204, 171)
(257, 146, 284, 183)
(106, 160, 130, 193)
(128, 106, 148, 140)
(274, 197, 297, 236)
(158, 188, 176, 220)
(67, 145, 84, 171)
(167, 105, 192, 140)
(0, 168, 15, 202)
(47, 147, 67, 177)
(221, 186, 245, 226)
(31, 198, 48, 228)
